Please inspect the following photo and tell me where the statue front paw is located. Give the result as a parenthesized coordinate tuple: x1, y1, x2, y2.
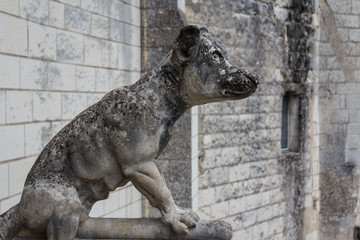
(162, 207, 200, 235)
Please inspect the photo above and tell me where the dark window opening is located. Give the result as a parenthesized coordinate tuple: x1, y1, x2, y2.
(354, 226, 360, 240)
(281, 95, 289, 149)
(281, 93, 300, 152)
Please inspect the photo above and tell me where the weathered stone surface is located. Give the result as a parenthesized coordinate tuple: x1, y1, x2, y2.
(15, 218, 233, 240)
(57, 30, 84, 63)
(1, 26, 259, 239)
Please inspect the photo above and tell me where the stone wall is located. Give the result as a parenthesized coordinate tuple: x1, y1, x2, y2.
(315, 0, 360, 239)
(1, 1, 360, 239)
(185, 0, 315, 239)
(0, 0, 142, 219)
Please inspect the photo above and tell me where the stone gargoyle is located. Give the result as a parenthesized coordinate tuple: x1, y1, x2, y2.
(0, 25, 259, 240)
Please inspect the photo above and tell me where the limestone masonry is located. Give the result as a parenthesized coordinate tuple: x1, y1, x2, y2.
(0, 0, 360, 240)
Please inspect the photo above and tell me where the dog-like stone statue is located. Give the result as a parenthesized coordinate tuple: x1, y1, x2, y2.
(0, 25, 259, 240)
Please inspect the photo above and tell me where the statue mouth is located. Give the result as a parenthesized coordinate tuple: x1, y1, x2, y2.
(221, 88, 256, 98)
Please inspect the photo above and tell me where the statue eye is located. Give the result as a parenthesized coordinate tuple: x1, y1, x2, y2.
(212, 52, 221, 61)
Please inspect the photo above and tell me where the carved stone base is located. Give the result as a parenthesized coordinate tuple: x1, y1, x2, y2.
(15, 218, 233, 240)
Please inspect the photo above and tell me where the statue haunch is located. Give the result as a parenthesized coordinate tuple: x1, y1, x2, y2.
(0, 25, 259, 240)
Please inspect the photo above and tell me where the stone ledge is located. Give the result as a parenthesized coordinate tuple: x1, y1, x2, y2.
(15, 218, 233, 240)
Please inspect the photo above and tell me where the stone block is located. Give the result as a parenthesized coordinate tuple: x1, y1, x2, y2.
(76, 66, 96, 92)
(91, 14, 109, 38)
(62, 93, 87, 119)
(210, 201, 229, 219)
(20, 58, 47, 90)
(319, 43, 334, 56)
(327, 0, 352, 13)
(28, 22, 57, 60)
(350, 110, 360, 122)
(84, 36, 103, 66)
(0, 13, 27, 56)
(219, 147, 241, 167)
(25, 122, 51, 156)
(244, 178, 263, 195)
(102, 40, 118, 68)
(118, 44, 141, 71)
(9, 156, 36, 195)
(0, 0, 19, 15)
(200, 149, 219, 170)
(87, 93, 104, 107)
(57, 30, 84, 63)
(0, 91, 5, 124)
(130, 72, 141, 85)
(112, 71, 128, 88)
(124, 24, 141, 46)
(250, 161, 267, 178)
(96, 68, 113, 92)
(0, 194, 21, 214)
(20, 0, 48, 24)
(50, 1, 65, 28)
(228, 197, 246, 215)
(127, 200, 142, 218)
(0, 54, 19, 88)
(257, 205, 273, 222)
(229, 163, 251, 182)
(118, 3, 133, 25)
(242, 209, 257, 227)
(104, 190, 119, 214)
(130, 4, 141, 26)
(200, 167, 228, 188)
(319, 95, 341, 109)
(98, 0, 111, 17)
(123, 0, 140, 7)
(336, 83, 358, 94)
(0, 163, 8, 199)
(246, 193, 262, 211)
(81, 0, 99, 12)
(353, 0, 360, 14)
(33, 92, 62, 121)
(48, 62, 76, 90)
(6, 91, 32, 123)
(0, 125, 24, 162)
(262, 175, 282, 191)
(347, 149, 360, 164)
(110, 20, 126, 43)
(65, 6, 91, 34)
(51, 120, 68, 137)
(349, 29, 360, 42)
(253, 221, 269, 239)
(335, 14, 358, 28)
(233, 227, 253, 240)
(198, 187, 215, 208)
(330, 109, 349, 123)
(215, 182, 243, 202)
(346, 43, 360, 56)
(269, 188, 283, 203)
(109, 0, 126, 21)
(111, 207, 126, 218)
(346, 95, 360, 109)
(59, 0, 80, 7)
(89, 201, 104, 218)
(348, 124, 360, 134)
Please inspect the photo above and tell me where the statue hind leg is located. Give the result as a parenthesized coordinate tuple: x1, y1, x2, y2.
(19, 182, 82, 240)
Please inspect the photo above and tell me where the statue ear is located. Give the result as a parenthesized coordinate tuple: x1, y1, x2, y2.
(174, 25, 200, 64)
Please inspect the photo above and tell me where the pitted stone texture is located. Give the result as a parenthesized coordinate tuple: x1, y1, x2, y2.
(65, 6, 91, 34)
(28, 22, 57, 60)
(20, 0, 49, 24)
